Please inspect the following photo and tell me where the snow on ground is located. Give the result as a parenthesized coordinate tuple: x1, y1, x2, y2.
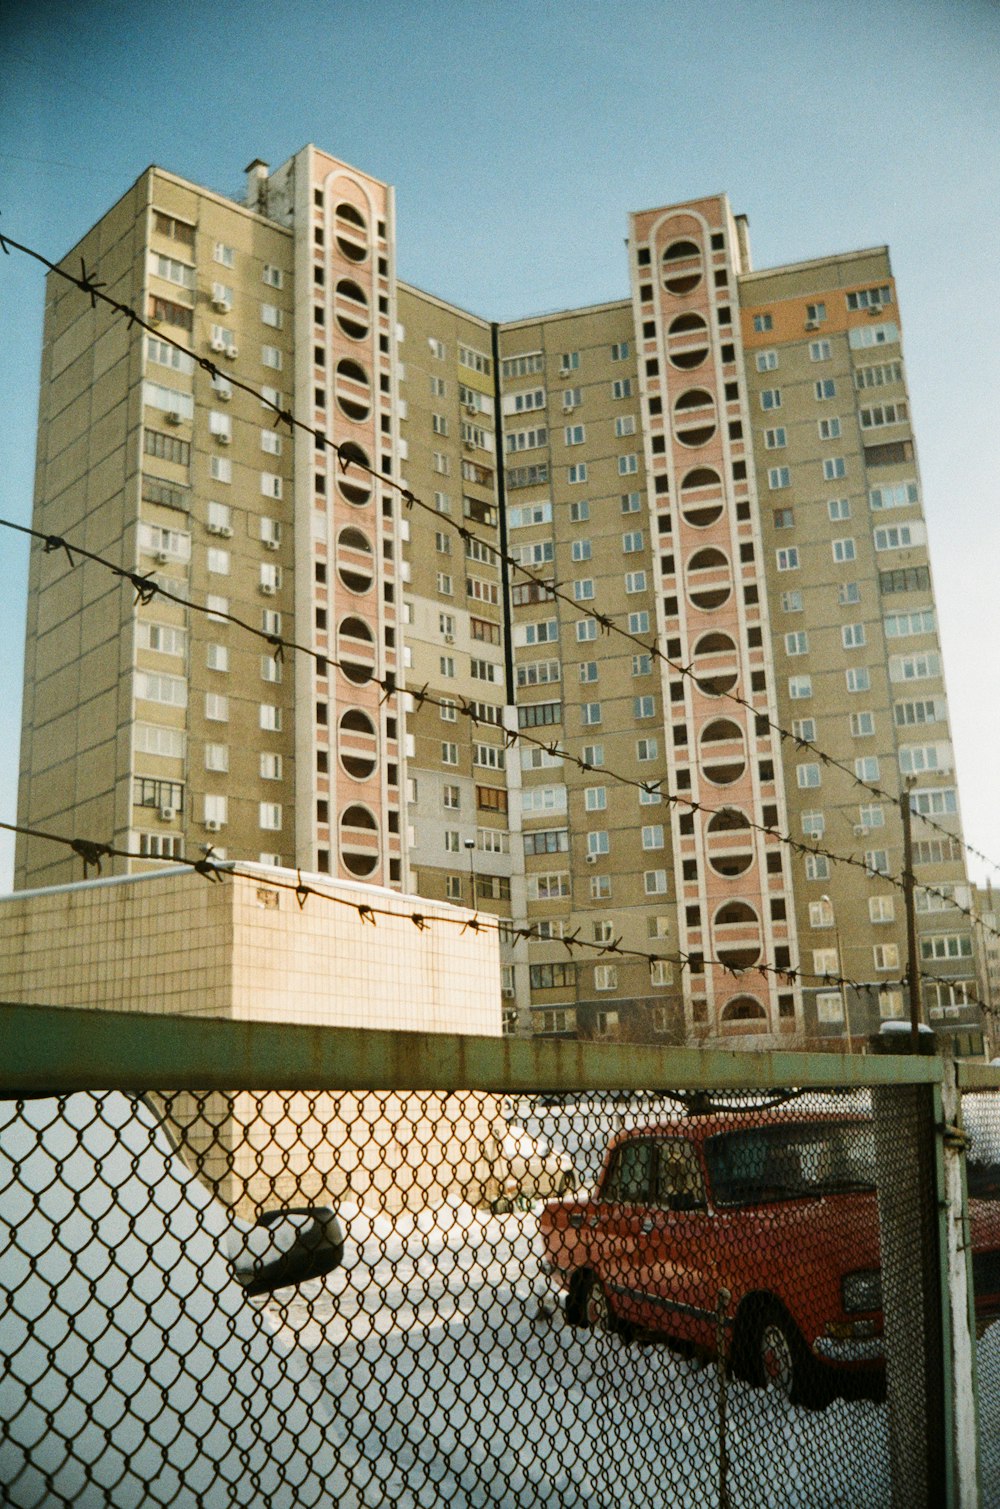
(264, 1199, 894, 1508)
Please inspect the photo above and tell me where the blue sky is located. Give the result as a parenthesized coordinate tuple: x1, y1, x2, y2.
(2, 0, 999, 889)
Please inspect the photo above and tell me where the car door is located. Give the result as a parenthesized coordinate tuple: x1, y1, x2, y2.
(625, 1136, 717, 1349)
(590, 1138, 656, 1328)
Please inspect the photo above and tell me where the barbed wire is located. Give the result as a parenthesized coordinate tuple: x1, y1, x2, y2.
(5, 813, 992, 1017)
(3, 229, 997, 927)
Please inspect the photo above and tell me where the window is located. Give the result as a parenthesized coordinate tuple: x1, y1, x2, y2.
(768, 468, 791, 490)
(802, 811, 825, 838)
(855, 756, 880, 781)
(858, 804, 885, 830)
(628, 611, 650, 633)
(874, 944, 900, 971)
(764, 428, 787, 449)
(846, 667, 871, 692)
(508, 500, 552, 529)
(622, 530, 644, 554)
(805, 854, 830, 881)
(529, 963, 576, 990)
(760, 389, 782, 411)
(584, 786, 607, 812)
(625, 571, 647, 593)
(203, 794, 228, 827)
(573, 579, 595, 601)
(756, 351, 778, 372)
(259, 562, 281, 592)
(579, 661, 598, 683)
(641, 825, 664, 849)
(827, 498, 851, 521)
(792, 718, 816, 741)
(618, 454, 639, 475)
(590, 876, 611, 900)
(143, 382, 194, 421)
(259, 803, 282, 831)
(895, 699, 943, 727)
(506, 426, 548, 453)
(204, 691, 228, 722)
(869, 481, 919, 511)
(818, 418, 842, 439)
(207, 547, 230, 576)
(615, 416, 636, 437)
(459, 344, 491, 376)
(432, 413, 448, 436)
(753, 314, 773, 333)
(611, 342, 630, 361)
(806, 302, 827, 323)
(582, 702, 602, 726)
(207, 595, 229, 623)
(860, 402, 908, 429)
(581, 744, 604, 767)
(809, 340, 832, 362)
(785, 631, 809, 656)
(138, 622, 186, 656)
(149, 252, 195, 289)
(135, 672, 187, 708)
(636, 738, 658, 761)
(432, 452, 450, 475)
(875, 524, 924, 551)
(644, 870, 668, 895)
(261, 345, 283, 371)
(870, 896, 895, 924)
(920, 934, 972, 962)
(910, 787, 958, 816)
(632, 654, 652, 676)
(135, 723, 185, 758)
(571, 539, 592, 562)
(838, 582, 861, 605)
(851, 712, 876, 736)
(823, 458, 847, 480)
(439, 655, 455, 678)
(633, 695, 655, 719)
(781, 590, 803, 612)
(884, 609, 935, 638)
(511, 388, 545, 413)
(594, 966, 618, 993)
(890, 652, 940, 682)
(612, 378, 633, 399)
(847, 286, 892, 312)
(436, 572, 453, 596)
(809, 898, 834, 928)
(526, 872, 571, 901)
(502, 352, 543, 379)
(516, 658, 558, 687)
(797, 763, 821, 788)
(260, 753, 282, 781)
(260, 705, 282, 732)
(567, 462, 588, 483)
(521, 785, 567, 814)
(832, 537, 856, 563)
(789, 674, 812, 700)
(842, 623, 866, 648)
(260, 472, 282, 499)
(206, 643, 229, 673)
(587, 831, 610, 858)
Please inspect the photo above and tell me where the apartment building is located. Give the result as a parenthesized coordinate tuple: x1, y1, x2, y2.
(15, 144, 980, 1049)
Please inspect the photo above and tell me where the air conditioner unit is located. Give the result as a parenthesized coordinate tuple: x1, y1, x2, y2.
(210, 337, 226, 353)
(562, 401, 575, 413)
(216, 431, 231, 445)
(226, 344, 239, 359)
(464, 402, 477, 415)
(585, 853, 597, 865)
(443, 632, 455, 644)
(260, 582, 277, 596)
(559, 365, 570, 377)
(212, 297, 231, 314)
(148, 315, 162, 328)
(853, 823, 870, 837)
(263, 537, 279, 550)
(207, 521, 232, 537)
(868, 304, 882, 315)
(165, 411, 183, 425)
(463, 439, 475, 451)
(217, 387, 232, 402)
(158, 805, 175, 822)
(204, 818, 221, 833)
(154, 550, 169, 565)
(805, 319, 819, 330)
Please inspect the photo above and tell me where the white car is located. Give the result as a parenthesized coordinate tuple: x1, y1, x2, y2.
(0, 1091, 346, 1507)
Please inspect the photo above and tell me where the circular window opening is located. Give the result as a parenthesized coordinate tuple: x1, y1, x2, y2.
(336, 442, 372, 507)
(340, 802, 379, 877)
(706, 806, 754, 878)
(667, 312, 710, 371)
(721, 996, 768, 1023)
(335, 358, 372, 423)
(336, 526, 374, 594)
(338, 708, 378, 780)
(337, 614, 376, 685)
(673, 388, 717, 449)
(335, 202, 369, 263)
(334, 278, 370, 341)
(714, 901, 758, 927)
(662, 239, 703, 296)
(680, 466, 725, 528)
(699, 718, 745, 785)
(714, 900, 762, 972)
(693, 631, 738, 697)
(686, 545, 732, 612)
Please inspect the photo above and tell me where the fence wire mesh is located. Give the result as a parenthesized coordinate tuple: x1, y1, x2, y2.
(961, 1084, 1000, 1504)
(0, 1081, 956, 1507)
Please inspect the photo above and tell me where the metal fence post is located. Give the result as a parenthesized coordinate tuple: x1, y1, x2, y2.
(940, 1055, 982, 1508)
(872, 1079, 948, 1507)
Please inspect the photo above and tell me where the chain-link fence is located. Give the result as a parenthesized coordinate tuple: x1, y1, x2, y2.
(0, 1005, 986, 1507)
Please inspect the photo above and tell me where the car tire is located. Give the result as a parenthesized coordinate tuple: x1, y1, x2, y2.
(584, 1275, 616, 1335)
(740, 1301, 825, 1408)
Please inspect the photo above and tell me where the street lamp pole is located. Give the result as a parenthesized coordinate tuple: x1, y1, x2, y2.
(464, 837, 476, 907)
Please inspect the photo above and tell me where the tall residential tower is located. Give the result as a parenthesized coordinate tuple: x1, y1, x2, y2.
(15, 146, 979, 1051)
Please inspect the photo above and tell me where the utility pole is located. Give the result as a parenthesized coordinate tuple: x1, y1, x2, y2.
(900, 781, 922, 1052)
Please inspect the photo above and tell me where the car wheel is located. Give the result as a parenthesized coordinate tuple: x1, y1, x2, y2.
(744, 1303, 824, 1408)
(584, 1275, 615, 1335)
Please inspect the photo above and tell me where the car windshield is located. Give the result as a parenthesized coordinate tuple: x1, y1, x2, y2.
(704, 1121, 876, 1207)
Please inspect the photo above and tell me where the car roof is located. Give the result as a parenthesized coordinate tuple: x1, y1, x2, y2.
(608, 1108, 872, 1148)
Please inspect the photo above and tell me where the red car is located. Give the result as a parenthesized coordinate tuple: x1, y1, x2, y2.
(539, 1109, 1000, 1406)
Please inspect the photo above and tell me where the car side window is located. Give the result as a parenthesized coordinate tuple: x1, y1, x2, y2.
(603, 1140, 654, 1203)
(654, 1139, 706, 1211)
